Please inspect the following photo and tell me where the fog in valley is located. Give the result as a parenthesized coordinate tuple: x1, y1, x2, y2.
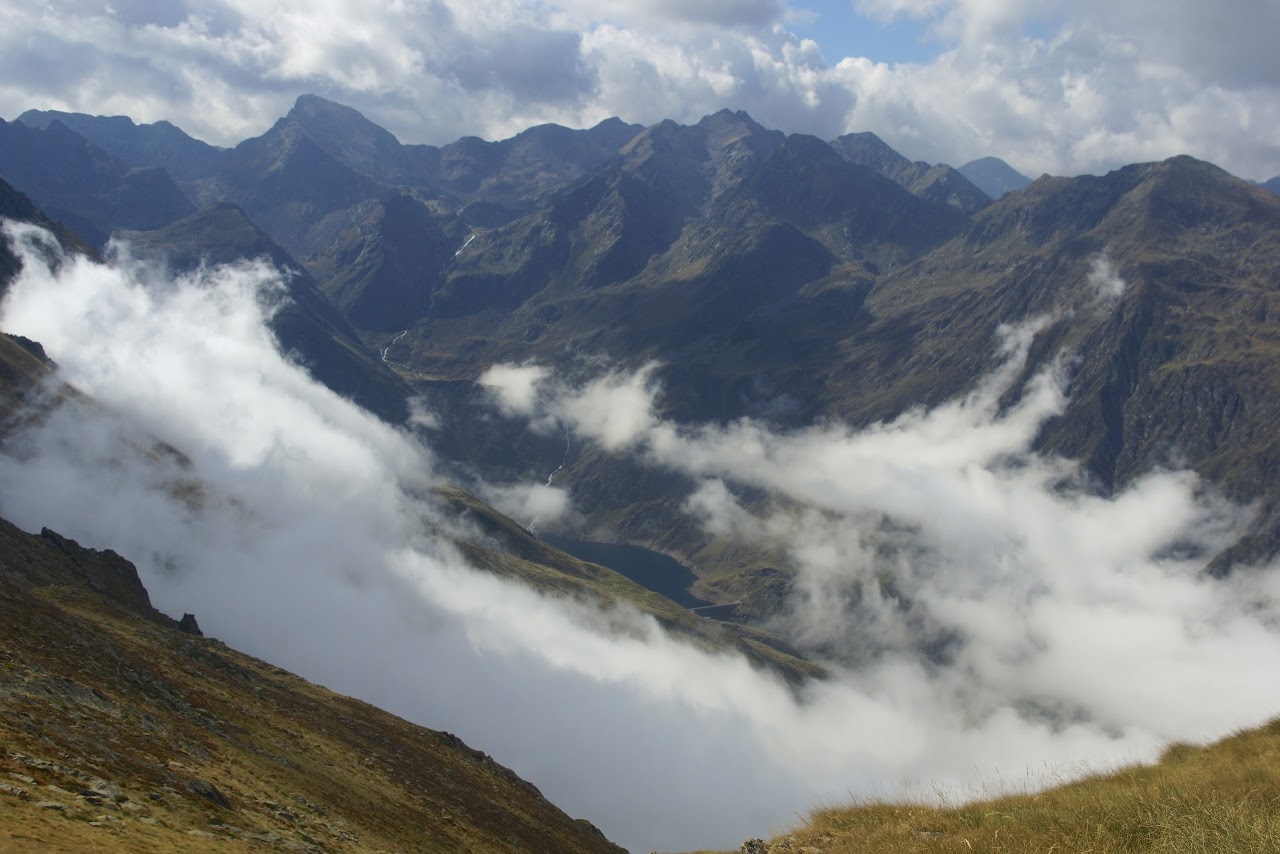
(4, 224, 1280, 852)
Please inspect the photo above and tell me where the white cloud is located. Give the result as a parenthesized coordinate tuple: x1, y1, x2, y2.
(478, 481, 573, 530)
(476, 302, 1280, 827)
(478, 362, 549, 416)
(481, 360, 660, 450)
(1088, 253, 1125, 300)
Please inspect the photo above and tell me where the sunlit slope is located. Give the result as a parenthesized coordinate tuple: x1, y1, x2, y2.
(0, 517, 626, 853)
(691, 717, 1280, 854)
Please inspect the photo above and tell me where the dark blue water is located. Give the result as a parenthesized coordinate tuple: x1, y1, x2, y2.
(540, 535, 713, 609)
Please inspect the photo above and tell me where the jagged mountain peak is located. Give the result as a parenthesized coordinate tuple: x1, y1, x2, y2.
(618, 111, 785, 186)
(286, 93, 404, 149)
(829, 130, 912, 173)
(830, 130, 990, 213)
(0, 117, 195, 245)
(19, 108, 138, 132)
(774, 132, 843, 162)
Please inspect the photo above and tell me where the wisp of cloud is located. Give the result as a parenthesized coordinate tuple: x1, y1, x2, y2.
(5, 221, 1280, 852)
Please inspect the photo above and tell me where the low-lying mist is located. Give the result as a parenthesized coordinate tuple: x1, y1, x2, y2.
(4, 222, 1280, 853)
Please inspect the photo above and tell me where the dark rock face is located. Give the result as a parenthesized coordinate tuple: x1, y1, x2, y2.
(830, 131, 992, 212)
(187, 779, 230, 809)
(2, 334, 51, 364)
(36, 527, 158, 617)
(16, 109, 224, 180)
(0, 119, 195, 246)
(177, 613, 203, 636)
(119, 203, 415, 424)
(314, 191, 456, 330)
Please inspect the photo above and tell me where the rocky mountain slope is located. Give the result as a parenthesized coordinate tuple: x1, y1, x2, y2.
(0, 168, 818, 668)
(119, 202, 417, 423)
(830, 156, 1280, 565)
(0, 119, 194, 247)
(829, 131, 991, 213)
(0, 517, 625, 854)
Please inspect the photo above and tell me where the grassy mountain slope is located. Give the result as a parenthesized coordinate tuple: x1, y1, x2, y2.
(694, 717, 1280, 853)
(0, 517, 625, 854)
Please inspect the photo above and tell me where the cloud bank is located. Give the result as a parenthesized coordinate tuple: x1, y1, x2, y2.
(5, 225, 1280, 852)
(0, 0, 1277, 180)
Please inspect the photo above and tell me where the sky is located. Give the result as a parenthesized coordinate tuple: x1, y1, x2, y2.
(1, 0, 1278, 180)
(5, 226, 1280, 851)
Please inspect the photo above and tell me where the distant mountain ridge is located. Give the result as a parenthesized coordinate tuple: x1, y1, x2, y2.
(830, 131, 992, 212)
(5, 95, 1280, 649)
(16, 108, 224, 179)
(959, 155, 1033, 197)
(0, 117, 194, 246)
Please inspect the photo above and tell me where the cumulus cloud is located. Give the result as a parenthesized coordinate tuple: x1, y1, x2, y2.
(5, 222, 1280, 853)
(0, 0, 1276, 179)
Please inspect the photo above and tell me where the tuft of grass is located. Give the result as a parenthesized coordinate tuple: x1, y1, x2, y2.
(692, 717, 1280, 853)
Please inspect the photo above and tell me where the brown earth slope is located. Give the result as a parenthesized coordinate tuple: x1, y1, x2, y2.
(0, 517, 626, 854)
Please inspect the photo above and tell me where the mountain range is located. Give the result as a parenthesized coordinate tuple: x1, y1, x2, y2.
(6, 92, 1280, 656)
(3, 95, 1280, 850)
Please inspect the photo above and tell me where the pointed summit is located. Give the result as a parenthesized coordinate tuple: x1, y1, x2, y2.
(831, 131, 990, 213)
(283, 94, 422, 184)
(829, 131, 913, 175)
(958, 156, 1031, 198)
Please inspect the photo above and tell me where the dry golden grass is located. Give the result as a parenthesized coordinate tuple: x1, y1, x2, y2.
(692, 719, 1280, 854)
